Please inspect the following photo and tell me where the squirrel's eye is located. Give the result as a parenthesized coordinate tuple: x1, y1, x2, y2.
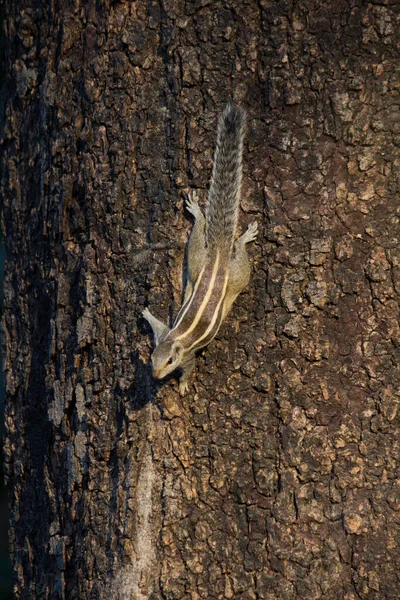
(167, 357, 173, 365)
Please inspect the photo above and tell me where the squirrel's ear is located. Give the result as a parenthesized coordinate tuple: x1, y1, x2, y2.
(173, 341, 184, 360)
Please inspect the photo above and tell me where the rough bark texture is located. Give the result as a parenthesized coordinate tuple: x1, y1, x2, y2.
(1, 1, 400, 599)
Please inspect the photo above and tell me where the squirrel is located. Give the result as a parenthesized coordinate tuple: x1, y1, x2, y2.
(143, 104, 258, 395)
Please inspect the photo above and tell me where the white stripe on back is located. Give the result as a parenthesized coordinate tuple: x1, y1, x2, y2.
(172, 263, 207, 330)
(187, 271, 229, 352)
(175, 251, 220, 341)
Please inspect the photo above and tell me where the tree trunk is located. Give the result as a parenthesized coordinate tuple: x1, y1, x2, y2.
(1, 1, 400, 599)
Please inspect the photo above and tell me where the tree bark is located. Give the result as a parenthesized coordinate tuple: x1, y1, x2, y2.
(1, 1, 400, 599)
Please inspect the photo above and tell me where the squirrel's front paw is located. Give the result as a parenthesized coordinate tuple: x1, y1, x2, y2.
(179, 380, 190, 396)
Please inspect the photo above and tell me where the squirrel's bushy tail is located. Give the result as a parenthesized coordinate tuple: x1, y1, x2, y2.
(205, 104, 246, 256)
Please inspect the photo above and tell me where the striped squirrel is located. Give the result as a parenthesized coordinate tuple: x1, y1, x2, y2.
(143, 104, 258, 394)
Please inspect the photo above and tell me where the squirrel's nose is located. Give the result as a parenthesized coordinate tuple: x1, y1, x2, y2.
(152, 367, 162, 379)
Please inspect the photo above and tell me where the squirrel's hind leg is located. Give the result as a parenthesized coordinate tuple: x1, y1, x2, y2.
(184, 191, 207, 299)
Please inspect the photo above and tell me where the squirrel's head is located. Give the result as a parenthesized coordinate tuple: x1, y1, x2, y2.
(152, 339, 185, 379)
